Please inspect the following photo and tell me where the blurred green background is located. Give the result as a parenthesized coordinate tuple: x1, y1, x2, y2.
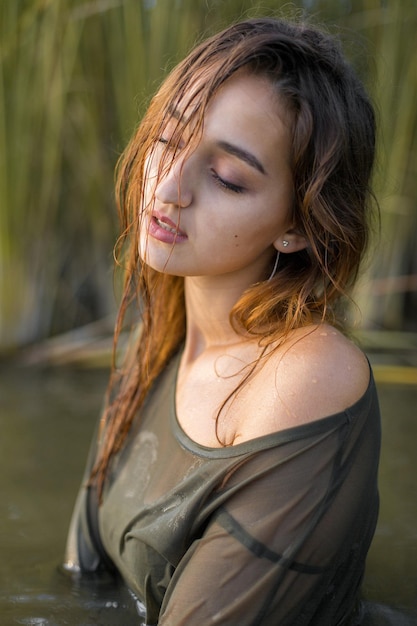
(1, 0, 416, 356)
(1, 3, 416, 622)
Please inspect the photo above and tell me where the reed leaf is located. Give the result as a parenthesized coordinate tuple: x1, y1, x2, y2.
(1, 0, 416, 352)
(350, 0, 417, 330)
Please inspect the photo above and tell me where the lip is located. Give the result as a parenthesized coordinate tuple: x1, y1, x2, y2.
(148, 211, 188, 244)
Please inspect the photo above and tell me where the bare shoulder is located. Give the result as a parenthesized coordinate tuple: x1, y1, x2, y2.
(253, 324, 370, 432)
(278, 323, 369, 385)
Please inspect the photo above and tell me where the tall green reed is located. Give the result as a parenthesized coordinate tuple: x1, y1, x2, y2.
(0, 0, 416, 352)
(349, 0, 417, 331)
(0, 0, 84, 347)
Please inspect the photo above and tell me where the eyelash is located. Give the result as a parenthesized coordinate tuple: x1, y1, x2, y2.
(211, 169, 244, 194)
(158, 137, 173, 148)
(157, 138, 244, 194)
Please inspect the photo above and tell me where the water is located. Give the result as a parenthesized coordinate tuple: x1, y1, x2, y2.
(0, 360, 416, 624)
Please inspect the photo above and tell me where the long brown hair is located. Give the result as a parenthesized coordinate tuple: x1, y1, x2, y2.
(91, 17, 377, 498)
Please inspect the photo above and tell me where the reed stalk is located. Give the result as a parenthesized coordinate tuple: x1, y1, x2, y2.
(0, 0, 416, 352)
(349, 0, 417, 330)
(0, 0, 84, 347)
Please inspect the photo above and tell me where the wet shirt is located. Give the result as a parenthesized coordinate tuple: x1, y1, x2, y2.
(66, 349, 381, 626)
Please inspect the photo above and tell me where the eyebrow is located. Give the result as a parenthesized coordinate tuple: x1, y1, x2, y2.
(168, 106, 182, 121)
(217, 140, 267, 175)
(165, 106, 267, 175)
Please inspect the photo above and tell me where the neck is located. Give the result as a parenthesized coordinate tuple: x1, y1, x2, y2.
(181, 274, 252, 364)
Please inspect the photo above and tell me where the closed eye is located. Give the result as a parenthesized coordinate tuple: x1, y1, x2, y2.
(157, 136, 186, 158)
(158, 137, 172, 147)
(210, 169, 245, 194)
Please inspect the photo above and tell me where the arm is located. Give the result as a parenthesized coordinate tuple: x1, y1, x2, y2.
(64, 421, 113, 574)
(65, 325, 144, 574)
(159, 511, 326, 625)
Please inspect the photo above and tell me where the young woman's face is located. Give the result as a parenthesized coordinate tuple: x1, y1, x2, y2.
(139, 71, 295, 285)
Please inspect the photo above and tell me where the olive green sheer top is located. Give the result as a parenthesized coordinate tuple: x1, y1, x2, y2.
(66, 349, 381, 625)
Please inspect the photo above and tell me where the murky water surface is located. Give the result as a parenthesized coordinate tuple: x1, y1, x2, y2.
(0, 360, 416, 624)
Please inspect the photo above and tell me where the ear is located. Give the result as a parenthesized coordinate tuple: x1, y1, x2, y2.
(273, 229, 308, 254)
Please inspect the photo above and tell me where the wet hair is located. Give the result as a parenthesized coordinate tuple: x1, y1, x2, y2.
(91, 17, 377, 498)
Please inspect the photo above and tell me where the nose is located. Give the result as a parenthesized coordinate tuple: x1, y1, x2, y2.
(155, 154, 193, 208)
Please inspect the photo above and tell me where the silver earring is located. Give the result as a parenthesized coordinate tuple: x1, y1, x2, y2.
(282, 240, 289, 247)
(267, 251, 280, 281)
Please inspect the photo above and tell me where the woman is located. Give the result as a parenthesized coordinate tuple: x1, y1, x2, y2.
(65, 17, 381, 626)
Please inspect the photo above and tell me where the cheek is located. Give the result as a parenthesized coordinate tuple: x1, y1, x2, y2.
(229, 201, 283, 240)
(226, 210, 283, 255)
(142, 151, 162, 202)
(143, 159, 156, 195)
